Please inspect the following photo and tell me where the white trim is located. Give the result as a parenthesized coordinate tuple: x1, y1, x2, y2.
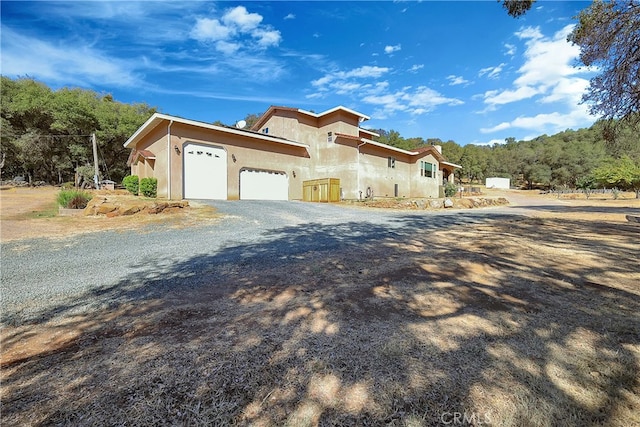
(297, 105, 370, 122)
(441, 161, 462, 169)
(357, 137, 419, 156)
(124, 113, 309, 149)
(359, 128, 380, 138)
(167, 120, 173, 199)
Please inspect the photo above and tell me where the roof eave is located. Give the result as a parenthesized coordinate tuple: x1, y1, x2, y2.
(442, 161, 462, 169)
(124, 112, 309, 150)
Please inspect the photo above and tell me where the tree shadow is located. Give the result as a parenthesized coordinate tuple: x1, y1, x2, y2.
(1, 212, 639, 426)
(511, 204, 640, 216)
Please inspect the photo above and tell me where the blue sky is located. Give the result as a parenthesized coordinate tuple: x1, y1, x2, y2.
(1, 1, 596, 145)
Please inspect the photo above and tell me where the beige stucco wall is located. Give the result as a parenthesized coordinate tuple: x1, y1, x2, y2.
(129, 110, 451, 200)
(257, 110, 366, 199)
(132, 126, 170, 198)
(132, 121, 309, 200)
(410, 153, 441, 198)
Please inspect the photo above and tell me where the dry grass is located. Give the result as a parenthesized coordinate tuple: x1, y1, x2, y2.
(1, 192, 640, 426)
(0, 186, 220, 242)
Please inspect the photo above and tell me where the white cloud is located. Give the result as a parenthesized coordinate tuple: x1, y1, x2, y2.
(190, 6, 281, 53)
(191, 18, 232, 42)
(252, 28, 282, 47)
(515, 26, 544, 40)
(345, 66, 390, 79)
(384, 44, 401, 54)
(483, 85, 539, 106)
(364, 86, 463, 119)
(513, 25, 581, 88)
(480, 108, 592, 134)
(311, 65, 391, 89)
(504, 43, 516, 56)
(479, 63, 505, 79)
(222, 6, 263, 32)
(1, 27, 140, 87)
(215, 40, 241, 55)
(284, 13, 295, 20)
(479, 24, 596, 134)
(408, 64, 424, 73)
(447, 75, 470, 86)
(308, 64, 461, 118)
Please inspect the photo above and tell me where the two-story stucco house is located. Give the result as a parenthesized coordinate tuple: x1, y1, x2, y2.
(124, 105, 460, 201)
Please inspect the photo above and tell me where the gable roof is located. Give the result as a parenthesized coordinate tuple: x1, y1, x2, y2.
(335, 134, 457, 165)
(251, 105, 370, 131)
(124, 113, 309, 150)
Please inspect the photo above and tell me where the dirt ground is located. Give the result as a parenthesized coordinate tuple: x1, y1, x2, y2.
(2, 186, 636, 242)
(1, 186, 639, 426)
(0, 186, 219, 242)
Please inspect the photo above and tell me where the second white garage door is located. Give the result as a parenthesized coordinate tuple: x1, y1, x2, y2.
(240, 169, 289, 200)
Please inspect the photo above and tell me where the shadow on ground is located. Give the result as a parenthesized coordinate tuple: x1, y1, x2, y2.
(511, 203, 640, 216)
(2, 212, 639, 426)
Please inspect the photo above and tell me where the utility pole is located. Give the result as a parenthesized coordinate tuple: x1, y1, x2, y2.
(92, 133, 100, 189)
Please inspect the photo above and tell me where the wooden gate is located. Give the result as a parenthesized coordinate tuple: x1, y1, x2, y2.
(303, 178, 340, 202)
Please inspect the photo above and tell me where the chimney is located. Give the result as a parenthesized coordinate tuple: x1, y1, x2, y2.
(434, 145, 442, 154)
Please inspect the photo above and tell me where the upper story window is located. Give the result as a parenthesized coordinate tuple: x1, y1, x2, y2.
(420, 161, 435, 178)
(388, 156, 396, 169)
(327, 131, 333, 143)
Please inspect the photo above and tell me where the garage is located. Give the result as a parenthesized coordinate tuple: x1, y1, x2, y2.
(183, 143, 227, 200)
(240, 169, 289, 200)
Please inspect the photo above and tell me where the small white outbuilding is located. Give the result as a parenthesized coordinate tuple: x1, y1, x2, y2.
(486, 177, 511, 189)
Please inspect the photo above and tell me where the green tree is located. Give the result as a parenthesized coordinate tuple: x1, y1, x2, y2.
(0, 77, 155, 184)
(501, 0, 535, 18)
(568, 1, 640, 133)
(459, 144, 488, 183)
(243, 113, 263, 129)
(593, 155, 640, 198)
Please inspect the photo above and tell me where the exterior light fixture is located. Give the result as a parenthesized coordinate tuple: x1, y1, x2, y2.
(174, 145, 180, 154)
(232, 154, 237, 162)
(292, 170, 296, 178)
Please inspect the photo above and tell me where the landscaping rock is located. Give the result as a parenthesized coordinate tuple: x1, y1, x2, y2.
(444, 198, 454, 208)
(429, 200, 442, 209)
(121, 205, 142, 216)
(83, 194, 189, 216)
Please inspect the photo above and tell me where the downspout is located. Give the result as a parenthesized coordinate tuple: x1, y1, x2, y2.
(357, 140, 367, 200)
(167, 120, 174, 199)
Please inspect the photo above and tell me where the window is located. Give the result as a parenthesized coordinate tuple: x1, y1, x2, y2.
(420, 161, 434, 178)
(327, 131, 333, 143)
(388, 156, 396, 169)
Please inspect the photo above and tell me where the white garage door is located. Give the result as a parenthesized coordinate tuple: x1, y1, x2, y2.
(183, 143, 227, 200)
(240, 169, 289, 200)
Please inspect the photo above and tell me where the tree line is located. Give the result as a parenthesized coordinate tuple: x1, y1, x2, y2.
(1, 76, 638, 196)
(369, 120, 640, 196)
(0, 76, 156, 185)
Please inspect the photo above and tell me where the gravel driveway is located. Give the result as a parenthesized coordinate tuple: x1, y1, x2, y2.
(1, 200, 515, 325)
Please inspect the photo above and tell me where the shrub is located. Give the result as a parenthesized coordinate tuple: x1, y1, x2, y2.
(444, 182, 458, 197)
(576, 176, 595, 199)
(122, 175, 139, 195)
(57, 190, 93, 209)
(612, 187, 620, 199)
(140, 177, 157, 198)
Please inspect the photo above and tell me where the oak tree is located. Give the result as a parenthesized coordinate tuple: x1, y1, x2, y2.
(568, 1, 640, 132)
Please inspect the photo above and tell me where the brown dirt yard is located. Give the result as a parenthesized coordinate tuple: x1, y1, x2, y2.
(1, 186, 639, 426)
